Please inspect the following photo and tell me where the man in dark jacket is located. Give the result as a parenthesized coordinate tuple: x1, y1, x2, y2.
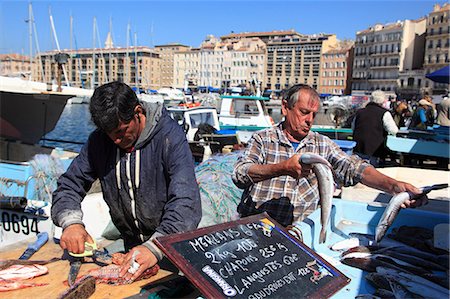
(51, 82, 201, 281)
(352, 90, 398, 167)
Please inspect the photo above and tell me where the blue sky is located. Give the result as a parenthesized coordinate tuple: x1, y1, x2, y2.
(0, 0, 442, 54)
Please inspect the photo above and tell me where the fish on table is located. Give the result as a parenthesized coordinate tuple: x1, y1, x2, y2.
(0, 264, 49, 292)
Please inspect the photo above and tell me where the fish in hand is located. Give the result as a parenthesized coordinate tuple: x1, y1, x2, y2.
(299, 153, 334, 244)
(375, 183, 448, 243)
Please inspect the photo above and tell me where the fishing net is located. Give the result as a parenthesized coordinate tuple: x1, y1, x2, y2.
(195, 151, 243, 228)
(29, 154, 65, 203)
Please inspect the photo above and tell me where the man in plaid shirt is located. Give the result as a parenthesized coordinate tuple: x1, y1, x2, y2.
(232, 84, 428, 227)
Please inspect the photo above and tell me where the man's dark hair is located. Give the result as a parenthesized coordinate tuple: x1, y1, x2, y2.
(282, 84, 319, 109)
(89, 82, 139, 133)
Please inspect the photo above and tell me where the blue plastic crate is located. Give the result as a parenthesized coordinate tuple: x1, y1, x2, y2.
(296, 199, 449, 298)
(332, 140, 356, 155)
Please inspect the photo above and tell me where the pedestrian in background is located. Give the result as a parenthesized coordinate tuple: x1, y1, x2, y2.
(409, 98, 435, 130)
(436, 96, 450, 126)
(352, 90, 398, 167)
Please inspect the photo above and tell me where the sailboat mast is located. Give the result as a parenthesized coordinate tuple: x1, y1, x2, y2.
(92, 17, 96, 89)
(28, 2, 33, 80)
(49, 7, 70, 86)
(134, 31, 139, 91)
(126, 22, 130, 84)
(109, 16, 112, 82)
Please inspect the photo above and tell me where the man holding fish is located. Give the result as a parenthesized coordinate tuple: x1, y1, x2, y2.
(51, 82, 201, 282)
(233, 84, 428, 230)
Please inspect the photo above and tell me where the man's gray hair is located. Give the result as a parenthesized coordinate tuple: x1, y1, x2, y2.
(371, 90, 387, 105)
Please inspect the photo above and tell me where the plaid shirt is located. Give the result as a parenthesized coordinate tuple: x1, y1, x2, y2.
(232, 123, 370, 225)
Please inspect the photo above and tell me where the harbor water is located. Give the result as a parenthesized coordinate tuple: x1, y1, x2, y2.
(39, 103, 95, 152)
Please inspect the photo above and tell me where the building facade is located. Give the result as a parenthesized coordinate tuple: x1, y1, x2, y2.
(352, 19, 426, 97)
(33, 46, 161, 90)
(0, 54, 32, 79)
(423, 3, 450, 95)
(319, 41, 354, 95)
(155, 44, 190, 88)
(265, 33, 338, 91)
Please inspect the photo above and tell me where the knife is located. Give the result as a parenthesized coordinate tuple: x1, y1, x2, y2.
(68, 258, 83, 287)
(18, 232, 49, 260)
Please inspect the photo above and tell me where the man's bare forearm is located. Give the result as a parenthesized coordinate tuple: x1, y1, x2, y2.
(360, 166, 397, 194)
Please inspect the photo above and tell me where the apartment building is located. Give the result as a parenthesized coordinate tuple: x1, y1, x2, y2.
(173, 35, 266, 90)
(352, 19, 426, 97)
(265, 33, 338, 91)
(319, 41, 354, 95)
(33, 46, 161, 90)
(423, 3, 449, 95)
(173, 48, 201, 89)
(0, 54, 32, 79)
(155, 44, 190, 88)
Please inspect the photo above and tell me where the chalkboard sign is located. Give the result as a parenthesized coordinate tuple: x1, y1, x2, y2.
(154, 214, 350, 299)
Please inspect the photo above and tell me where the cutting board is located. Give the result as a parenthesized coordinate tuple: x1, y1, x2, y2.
(0, 240, 172, 298)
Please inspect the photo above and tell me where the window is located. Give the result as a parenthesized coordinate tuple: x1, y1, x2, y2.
(231, 99, 260, 116)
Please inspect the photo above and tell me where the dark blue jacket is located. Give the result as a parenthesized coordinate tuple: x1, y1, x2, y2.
(51, 103, 201, 252)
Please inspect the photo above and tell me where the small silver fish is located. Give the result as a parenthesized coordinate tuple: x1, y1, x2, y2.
(299, 153, 334, 244)
(375, 183, 448, 243)
(376, 266, 449, 298)
(375, 192, 410, 244)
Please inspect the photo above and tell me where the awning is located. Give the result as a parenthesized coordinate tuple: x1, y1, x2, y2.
(426, 65, 450, 84)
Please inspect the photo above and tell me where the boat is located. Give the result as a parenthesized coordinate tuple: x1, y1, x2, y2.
(0, 76, 93, 145)
(167, 105, 239, 163)
(217, 95, 275, 143)
(0, 76, 109, 249)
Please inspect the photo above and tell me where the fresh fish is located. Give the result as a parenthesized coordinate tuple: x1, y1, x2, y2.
(373, 289, 396, 299)
(299, 153, 334, 243)
(341, 256, 410, 273)
(0, 264, 48, 281)
(375, 183, 448, 243)
(0, 257, 60, 271)
(365, 272, 391, 291)
(375, 192, 410, 244)
(330, 238, 361, 251)
(377, 249, 447, 272)
(79, 263, 160, 285)
(0, 280, 48, 292)
(299, 153, 332, 169)
(385, 276, 423, 299)
(355, 295, 382, 299)
(349, 233, 443, 263)
(376, 267, 449, 298)
(340, 252, 426, 275)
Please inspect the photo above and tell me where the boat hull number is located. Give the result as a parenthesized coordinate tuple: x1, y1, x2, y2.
(1, 211, 40, 235)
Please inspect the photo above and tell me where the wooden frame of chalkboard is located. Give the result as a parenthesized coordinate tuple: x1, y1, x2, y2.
(155, 213, 350, 299)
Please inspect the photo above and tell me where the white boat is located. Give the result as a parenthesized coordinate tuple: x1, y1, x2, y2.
(0, 76, 110, 249)
(218, 95, 275, 143)
(167, 105, 239, 163)
(0, 76, 93, 144)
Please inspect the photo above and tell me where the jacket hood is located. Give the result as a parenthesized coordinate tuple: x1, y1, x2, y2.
(134, 101, 164, 149)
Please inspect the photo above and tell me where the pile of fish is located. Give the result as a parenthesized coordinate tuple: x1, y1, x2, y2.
(0, 258, 59, 292)
(331, 226, 450, 298)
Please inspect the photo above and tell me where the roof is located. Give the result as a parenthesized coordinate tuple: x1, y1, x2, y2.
(221, 29, 299, 39)
(221, 95, 270, 101)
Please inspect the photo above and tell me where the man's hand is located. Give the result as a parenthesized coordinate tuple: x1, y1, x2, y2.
(59, 223, 93, 254)
(392, 181, 429, 208)
(284, 154, 312, 179)
(119, 245, 158, 282)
